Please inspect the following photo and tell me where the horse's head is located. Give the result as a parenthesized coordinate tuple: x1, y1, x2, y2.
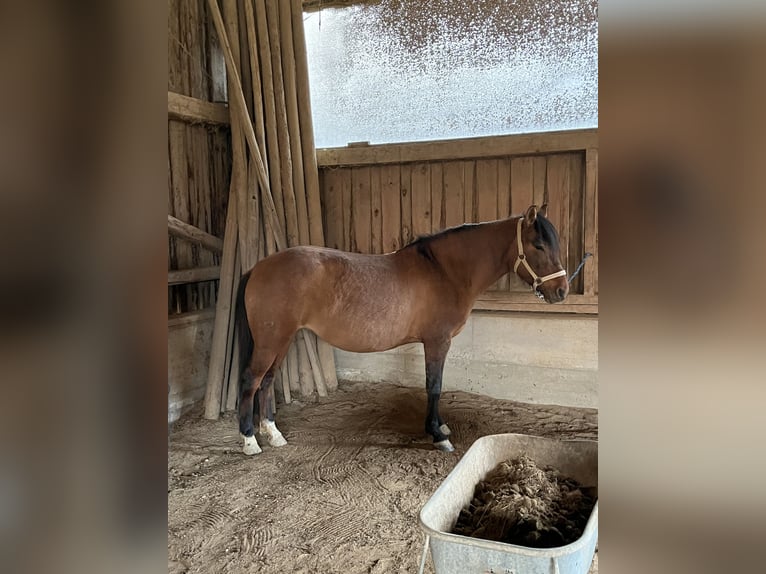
(513, 205, 569, 303)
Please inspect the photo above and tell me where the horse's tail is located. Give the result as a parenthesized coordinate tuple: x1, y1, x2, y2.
(235, 270, 254, 388)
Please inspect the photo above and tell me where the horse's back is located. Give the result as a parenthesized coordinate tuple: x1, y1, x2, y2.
(245, 246, 431, 352)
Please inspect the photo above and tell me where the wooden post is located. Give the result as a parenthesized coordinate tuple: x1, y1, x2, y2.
(254, 0, 296, 401)
(292, 0, 339, 391)
(280, 0, 327, 396)
(265, 0, 314, 397)
(207, 0, 284, 250)
(221, 246, 241, 412)
(203, 179, 239, 419)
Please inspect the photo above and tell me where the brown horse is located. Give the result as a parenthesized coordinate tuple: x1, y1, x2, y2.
(234, 204, 568, 455)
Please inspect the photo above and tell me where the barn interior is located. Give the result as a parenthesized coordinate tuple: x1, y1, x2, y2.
(167, 1, 598, 572)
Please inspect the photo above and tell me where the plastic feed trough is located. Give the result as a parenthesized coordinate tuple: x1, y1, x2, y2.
(419, 433, 598, 574)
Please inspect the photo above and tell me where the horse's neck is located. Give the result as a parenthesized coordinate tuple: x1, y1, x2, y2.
(433, 219, 517, 298)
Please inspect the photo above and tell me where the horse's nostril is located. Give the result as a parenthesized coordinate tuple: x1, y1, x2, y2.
(557, 287, 566, 300)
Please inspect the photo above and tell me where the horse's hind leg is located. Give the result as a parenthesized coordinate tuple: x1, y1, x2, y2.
(239, 349, 279, 455)
(423, 338, 454, 452)
(257, 368, 286, 447)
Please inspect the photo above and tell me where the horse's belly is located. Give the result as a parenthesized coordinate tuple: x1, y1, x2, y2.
(305, 306, 414, 353)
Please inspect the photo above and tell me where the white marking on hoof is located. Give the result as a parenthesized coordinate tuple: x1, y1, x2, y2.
(439, 424, 451, 436)
(259, 420, 287, 447)
(241, 434, 262, 455)
(434, 439, 455, 452)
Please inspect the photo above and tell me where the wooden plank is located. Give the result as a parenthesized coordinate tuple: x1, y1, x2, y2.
(340, 168, 353, 250)
(430, 163, 444, 232)
(475, 159, 498, 223)
(568, 154, 585, 295)
(583, 148, 598, 296)
(321, 169, 343, 250)
(370, 167, 383, 253)
(168, 215, 224, 253)
(169, 120, 193, 309)
(400, 164, 413, 246)
(380, 164, 401, 253)
(473, 299, 598, 314)
(168, 0, 183, 93)
(476, 159, 499, 289)
(168, 266, 221, 285)
(168, 91, 230, 124)
(509, 156, 535, 291)
(475, 292, 598, 306)
(443, 161, 464, 229)
(511, 156, 534, 214)
(316, 128, 597, 166)
(410, 163, 431, 238)
(168, 308, 216, 328)
(496, 158, 511, 290)
(351, 167, 371, 253)
(532, 156, 547, 207)
(463, 160, 475, 222)
(546, 154, 572, 271)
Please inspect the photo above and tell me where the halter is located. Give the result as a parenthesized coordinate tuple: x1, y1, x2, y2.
(513, 216, 567, 291)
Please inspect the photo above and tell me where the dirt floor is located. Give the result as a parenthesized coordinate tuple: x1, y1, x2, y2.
(168, 381, 598, 573)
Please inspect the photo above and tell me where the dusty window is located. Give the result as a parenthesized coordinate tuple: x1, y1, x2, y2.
(305, 0, 598, 148)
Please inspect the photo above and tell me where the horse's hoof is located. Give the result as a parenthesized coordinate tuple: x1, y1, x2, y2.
(434, 439, 455, 452)
(241, 434, 262, 456)
(259, 420, 287, 447)
(268, 433, 287, 448)
(439, 424, 452, 436)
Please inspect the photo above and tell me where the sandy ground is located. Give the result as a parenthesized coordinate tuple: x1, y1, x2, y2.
(168, 381, 598, 573)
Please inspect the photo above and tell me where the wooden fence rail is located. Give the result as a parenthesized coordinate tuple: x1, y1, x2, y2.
(317, 129, 598, 314)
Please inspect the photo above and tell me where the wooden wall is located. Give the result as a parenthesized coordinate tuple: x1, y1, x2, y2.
(168, 0, 231, 316)
(317, 129, 598, 313)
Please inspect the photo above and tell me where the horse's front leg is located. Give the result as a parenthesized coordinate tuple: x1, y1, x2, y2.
(423, 338, 454, 452)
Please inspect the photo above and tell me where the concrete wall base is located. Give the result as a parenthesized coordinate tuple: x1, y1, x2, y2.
(334, 312, 597, 409)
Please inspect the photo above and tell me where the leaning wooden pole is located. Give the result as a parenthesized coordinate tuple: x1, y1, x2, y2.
(205, 0, 286, 418)
(203, 174, 240, 419)
(265, 0, 314, 398)
(254, 0, 294, 402)
(280, 0, 327, 397)
(207, 0, 284, 250)
(291, 0, 338, 391)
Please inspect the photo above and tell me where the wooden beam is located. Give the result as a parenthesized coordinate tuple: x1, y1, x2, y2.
(168, 266, 221, 285)
(316, 128, 598, 167)
(168, 91, 229, 125)
(168, 215, 224, 253)
(168, 308, 216, 328)
(473, 293, 598, 314)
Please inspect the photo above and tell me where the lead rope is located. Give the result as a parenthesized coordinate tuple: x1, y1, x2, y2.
(568, 252, 593, 283)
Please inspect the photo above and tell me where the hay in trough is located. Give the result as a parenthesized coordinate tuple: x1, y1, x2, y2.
(453, 455, 596, 548)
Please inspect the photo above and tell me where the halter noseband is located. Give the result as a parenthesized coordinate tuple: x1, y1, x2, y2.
(513, 216, 567, 291)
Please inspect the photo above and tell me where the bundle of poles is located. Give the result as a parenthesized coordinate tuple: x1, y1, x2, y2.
(202, 0, 337, 420)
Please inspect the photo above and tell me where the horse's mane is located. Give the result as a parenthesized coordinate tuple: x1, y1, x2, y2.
(399, 223, 480, 264)
(400, 215, 561, 263)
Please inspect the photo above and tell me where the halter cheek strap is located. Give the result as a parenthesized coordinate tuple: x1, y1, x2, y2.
(513, 217, 567, 289)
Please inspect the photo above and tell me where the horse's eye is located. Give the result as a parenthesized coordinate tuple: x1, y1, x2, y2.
(534, 243, 544, 251)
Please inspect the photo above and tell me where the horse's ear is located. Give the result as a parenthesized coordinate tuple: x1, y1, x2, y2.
(539, 203, 548, 218)
(524, 205, 538, 225)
